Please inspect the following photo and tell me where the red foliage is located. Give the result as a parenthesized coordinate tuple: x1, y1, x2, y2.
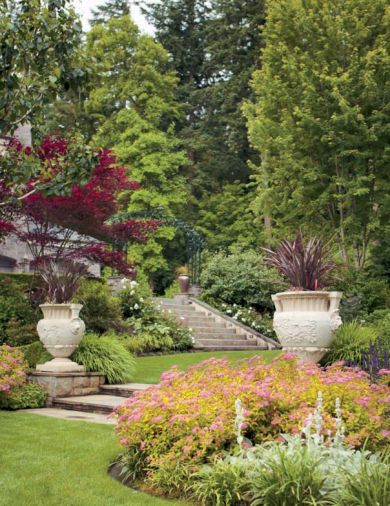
(0, 219, 15, 236)
(2, 136, 159, 275)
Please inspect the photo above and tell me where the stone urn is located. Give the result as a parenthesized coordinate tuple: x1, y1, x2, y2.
(272, 291, 342, 362)
(36, 304, 86, 372)
(178, 274, 190, 294)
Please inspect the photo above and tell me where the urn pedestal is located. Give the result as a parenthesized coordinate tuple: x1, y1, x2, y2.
(272, 291, 342, 363)
(36, 304, 86, 373)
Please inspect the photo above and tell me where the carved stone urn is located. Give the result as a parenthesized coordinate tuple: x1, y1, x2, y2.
(36, 304, 86, 373)
(272, 291, 342, 362)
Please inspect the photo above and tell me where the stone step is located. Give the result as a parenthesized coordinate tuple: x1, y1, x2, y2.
(160, 304, 196, 311)
(182, 319, 226, 328)
(178, 315, 219, 323)
(191, 326, 236, 334)
(195, 338, 257, 347)
(52, 394, 125, 415)
(21, 408, 116, 424)
(99, 383, 151, 398)
(162, 309, 201, 316)
(195, 327, 241, 339)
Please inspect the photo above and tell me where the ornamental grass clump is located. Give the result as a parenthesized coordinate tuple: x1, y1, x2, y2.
(115, 355, 389, 483)
(71, 334, 135, 384)
(263, 232, 335, 290)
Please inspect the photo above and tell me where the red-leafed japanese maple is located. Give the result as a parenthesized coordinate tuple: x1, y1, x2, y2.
(1, 136, 159, 277)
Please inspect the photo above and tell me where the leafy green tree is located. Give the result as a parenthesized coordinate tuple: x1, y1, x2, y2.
(0, 0, 83, 135)
(244, 0, 390, 270)
(196, 183, 260, 251)
(85, 15, 188, 278)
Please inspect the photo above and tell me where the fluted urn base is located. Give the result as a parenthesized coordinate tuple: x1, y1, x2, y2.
(37, 357, 85, 373)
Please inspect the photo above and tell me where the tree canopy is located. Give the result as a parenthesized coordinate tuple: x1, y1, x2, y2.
(244, 0, 390, 270)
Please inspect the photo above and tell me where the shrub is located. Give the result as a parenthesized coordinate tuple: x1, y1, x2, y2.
(0, 345, 27, 394)
(333, 269, 390, 321)
(119, 281, 193, 354)
(322, 322, 379, 365)
(193, 396, 389, 506)
(71, 334, 135, 384)
(204, 300, 277, 340)
(4, 319, 39, 347)
(0, 278, 39, 344)
(20, 341, 51, 368)
(74, 279, 124, 334)
(0, 382, 46, 410)
(200, 250, 285, 311)
(115, 355, 389, 480)
(123, 332, 174, 354)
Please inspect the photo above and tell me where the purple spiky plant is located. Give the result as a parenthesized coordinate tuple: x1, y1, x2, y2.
(263, 232, 335, 291)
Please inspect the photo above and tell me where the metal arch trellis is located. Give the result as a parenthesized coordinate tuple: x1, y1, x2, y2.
(108, 206, 206, 285)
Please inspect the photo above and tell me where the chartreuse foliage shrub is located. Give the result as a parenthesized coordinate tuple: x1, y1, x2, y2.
(71, 334, 135, 384)
(0, 345, 46, 409)
(0, 345, 26, 394)
(115, 355, 389, 493)
(200, 250, 285, 312)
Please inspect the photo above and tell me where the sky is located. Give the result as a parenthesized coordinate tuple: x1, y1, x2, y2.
(74, 0, 154, 33)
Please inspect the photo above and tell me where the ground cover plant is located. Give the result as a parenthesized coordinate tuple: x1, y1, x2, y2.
(115, 354, 389, 497)
(0, 411, 186, 506)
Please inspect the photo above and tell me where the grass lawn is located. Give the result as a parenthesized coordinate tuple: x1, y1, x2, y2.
(0, 411, 187, 506)
(132, 350, 280, 384)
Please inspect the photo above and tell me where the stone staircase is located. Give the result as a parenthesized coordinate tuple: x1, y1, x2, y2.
(51, 383, 150, 415)
(157, 296, 279, 351)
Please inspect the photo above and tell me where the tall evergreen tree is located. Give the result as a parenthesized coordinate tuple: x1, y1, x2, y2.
(86, 15, 188, 278)
(90, 0, 130, 25)
(141, 1, 266, 205)
(244, 0, 390, 270)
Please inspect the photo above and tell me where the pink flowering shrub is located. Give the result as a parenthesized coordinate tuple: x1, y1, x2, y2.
(115, 355, 389, 475)
(0, 345, 27, 394)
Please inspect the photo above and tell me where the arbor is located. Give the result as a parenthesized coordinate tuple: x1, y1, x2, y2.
(85, 15, 188, 277)
(245, 0, 390, 269)
(2, 137, 159, 274)
(0, 0, 83, 135)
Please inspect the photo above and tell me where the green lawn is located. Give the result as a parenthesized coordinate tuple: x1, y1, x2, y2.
(132, 350, 280, 383)
(0, 411, 187, 506)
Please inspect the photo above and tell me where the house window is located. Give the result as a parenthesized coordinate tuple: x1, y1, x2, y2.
(0, 255, 17, 272)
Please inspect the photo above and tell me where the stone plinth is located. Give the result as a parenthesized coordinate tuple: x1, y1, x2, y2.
(29, 371, 105, 404)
